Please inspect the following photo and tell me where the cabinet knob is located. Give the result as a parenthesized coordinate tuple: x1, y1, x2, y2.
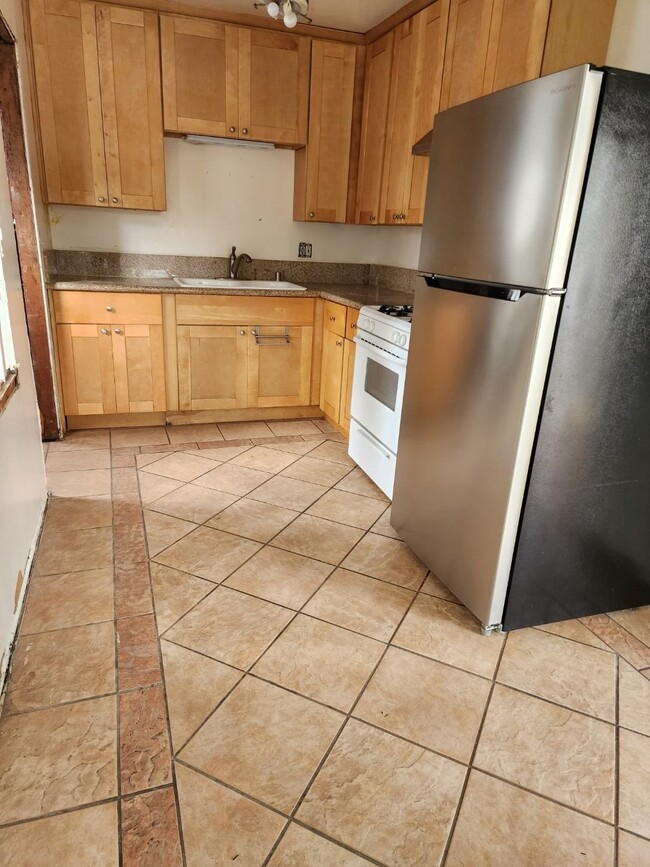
(308, 211, 315, 218)
(336, 340, 342, 347)
(98, 196, 105, 203)
(329, 315, 336, 321)
(242, 128, 248, 134)
(111, 197, 118, 204)
(392, 214, 399, 221)
(114, 328, 122, 335)
(369, 215, 376, 222)
(400, 213, 406, 221)
(100, 328, 109, 335)
(105, 306, 113, 312)
(240, 329, 246, 335)
(251, 329, 258, 336)
(351, 322, 356, 329)
(229, 126, 236, 133)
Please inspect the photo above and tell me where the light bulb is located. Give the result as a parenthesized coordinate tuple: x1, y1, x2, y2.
(266, 1, 279, 17)
(284, 9, 297, 27)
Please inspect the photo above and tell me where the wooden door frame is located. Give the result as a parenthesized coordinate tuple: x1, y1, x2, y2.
(0, 15, 59, 439)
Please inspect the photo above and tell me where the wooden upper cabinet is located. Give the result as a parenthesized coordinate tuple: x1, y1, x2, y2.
(160, 16, 238, 137)
(440, 0, 493, 110)
(294, 40, 356, 223)
(96, 6, 165, 210)
(237, 28, 309, 145)
(355, 31, 394, 225)
(29, 0, 108, 207)
(29, 0, 165, 210)
(380, 1, 449, 226)
(483, 0, 551, 94)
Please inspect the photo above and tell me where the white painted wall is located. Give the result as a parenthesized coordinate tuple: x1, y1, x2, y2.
(606, 0, 650, 72)
(0, 0, 48, 688)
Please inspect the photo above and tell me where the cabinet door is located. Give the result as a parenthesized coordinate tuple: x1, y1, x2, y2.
(160, 15, 238, 136)
(248, 326, 313, 408)
(111, 324, 166, 413)
(355, 31, 394, 225)
(405, 0, 450, 224)
(339, 338, 356, 435)
(29, 0, 108, 206)
(319, 328, 345, 423)
(237, 28, 310, 145)
(177, 325, 248, 411)
(96, 5, 166, 210)
(483, 0, 550, 94)
(56, 324, 116, 415)
(440, 0, 494, 110)
(294, 41, 356, 223)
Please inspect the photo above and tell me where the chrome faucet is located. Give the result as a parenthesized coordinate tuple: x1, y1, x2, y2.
(229, 246, 253, 279)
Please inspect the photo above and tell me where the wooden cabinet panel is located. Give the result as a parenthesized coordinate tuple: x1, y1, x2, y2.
(238, 28, 309, 145)
(355, 31, 394, 225)
(175, 295, 315, 326)
(177, 324, 248, 411)
(345, 307, 359, 341)
(54, 290, 162, 324)
(319, 327, 344, 423)
(323, 301, 347, 338)
(97, 6, 165, 210)
(440, 0, 493, 110)
(248, 326, 313, 407)
(340, 338, 355, 435)
(160, 15, 238, 136)
(29, 0, 108, 207)
(56, 323, 116, 414)
(483, 0, 550, 94)
(294, 40, 356, 223)
(541, 0, 616, 75)
(112, 324, 166, 413)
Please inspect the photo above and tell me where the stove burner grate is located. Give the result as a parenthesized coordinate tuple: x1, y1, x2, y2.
(378, 304, 414, 318)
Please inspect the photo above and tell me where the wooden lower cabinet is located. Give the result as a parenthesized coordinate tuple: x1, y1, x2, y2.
(340, 338, 356, 435)
(57, 322, 166, 415)
(248, 326, 313, 408)
(177, 325, 248, 411)
(319, 327, 345, 424)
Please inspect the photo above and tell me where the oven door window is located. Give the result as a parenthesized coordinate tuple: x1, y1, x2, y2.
(365, 358, 399, 411)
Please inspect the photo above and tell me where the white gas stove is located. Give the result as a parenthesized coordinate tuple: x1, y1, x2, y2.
(348, 304, 413, 498)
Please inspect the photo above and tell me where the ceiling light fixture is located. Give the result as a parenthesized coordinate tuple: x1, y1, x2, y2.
(254, 0, 311, 28)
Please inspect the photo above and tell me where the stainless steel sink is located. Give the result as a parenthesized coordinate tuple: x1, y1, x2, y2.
(172, 277, 307, 291)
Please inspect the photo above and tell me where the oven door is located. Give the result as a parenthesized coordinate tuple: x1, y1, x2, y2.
(351, 335, 407, 455)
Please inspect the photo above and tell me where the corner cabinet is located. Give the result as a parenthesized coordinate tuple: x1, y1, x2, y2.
(161, 16, 309, 145)
(53, 292, 166, 415)
(29, 0, 165, 210)
(319, 302, 357, 434)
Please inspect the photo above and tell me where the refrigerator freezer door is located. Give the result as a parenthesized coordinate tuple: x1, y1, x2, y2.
(391, 286, 560, 629)
(419, 66, 602, 291)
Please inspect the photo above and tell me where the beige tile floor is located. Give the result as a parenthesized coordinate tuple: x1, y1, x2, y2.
(1, 419, 649, 866)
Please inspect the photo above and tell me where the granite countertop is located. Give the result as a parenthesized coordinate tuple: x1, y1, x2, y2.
(49, 276, 414, 310)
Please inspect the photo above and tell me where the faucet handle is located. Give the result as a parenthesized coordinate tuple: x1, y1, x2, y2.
(231, 245, 236, 256)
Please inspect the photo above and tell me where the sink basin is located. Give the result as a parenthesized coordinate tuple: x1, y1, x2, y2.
(173, 277, 307, 291)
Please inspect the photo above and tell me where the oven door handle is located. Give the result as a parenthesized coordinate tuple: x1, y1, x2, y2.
(354, 425, 393, 460)
(353, 336, 408, 368)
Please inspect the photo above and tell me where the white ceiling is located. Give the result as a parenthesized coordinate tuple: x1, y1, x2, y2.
(179, 0, 410, 33)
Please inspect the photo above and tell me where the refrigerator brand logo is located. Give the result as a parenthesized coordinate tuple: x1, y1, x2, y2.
(550, 84, 576, 95)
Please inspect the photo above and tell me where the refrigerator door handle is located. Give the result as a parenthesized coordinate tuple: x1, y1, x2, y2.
(426, 274, 566, 300)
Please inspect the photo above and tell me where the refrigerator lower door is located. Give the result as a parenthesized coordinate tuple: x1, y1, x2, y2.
(391, 284, 560, 630)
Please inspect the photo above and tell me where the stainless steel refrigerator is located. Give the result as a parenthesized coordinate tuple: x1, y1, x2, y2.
(391, 64, 650, 633)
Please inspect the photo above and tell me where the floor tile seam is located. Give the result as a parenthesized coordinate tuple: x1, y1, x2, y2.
(580, 616, 650, 665)
(139, 454, 228, 484)
(49, 491, 115, 501)
(110, 429, 171, 448)
(111, 466, 125, 867)
(535, 625, 617, 655)
(491, 675, 618, 725)
(144, 490, 245, 527)
(0, 795, 121, 831)
(614, 653, 620, 867)
(17, 616, 118, 639)
(279, 818, 389, 867)
(440, 631, 509, 866)
(133, 464, 188, 867)
(3, 688, 121, 719)
(143, 517, 201, 561)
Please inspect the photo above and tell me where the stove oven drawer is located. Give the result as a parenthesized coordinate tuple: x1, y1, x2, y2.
(348, 419, 396, 500)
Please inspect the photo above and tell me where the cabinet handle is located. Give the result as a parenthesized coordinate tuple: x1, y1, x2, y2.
(100, 328, 109, 335)
(336, 340, 342, 347)
(240, 329, 246, 335)
(369, 215, 376, 222)
(308, 211, 315, 218)
(114, 328, 122, 335)
(351, 323, 356, 329)
(229, 126, 236, 133)
(251, 329, 258, 336)
(392, 214, 399, 221)
(105, 306, 113, 312)
(400, 213, 407, 221)
(111, 197, 118, 204)
(242, 127, 248, 134)
(329, 316, 336, 321)
(98, 196, 105, 203)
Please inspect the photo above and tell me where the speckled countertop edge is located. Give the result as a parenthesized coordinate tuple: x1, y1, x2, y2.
(48, 277, 415, 310)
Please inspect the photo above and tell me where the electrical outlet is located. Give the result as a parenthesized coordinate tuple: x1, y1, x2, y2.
(298, 242, 312, 259)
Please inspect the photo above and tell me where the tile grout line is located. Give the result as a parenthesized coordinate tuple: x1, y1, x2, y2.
(614, 653, 620, 867)
(110, 449, 124, 867)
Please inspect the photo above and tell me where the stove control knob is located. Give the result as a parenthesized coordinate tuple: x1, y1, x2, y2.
(365, 319, 375, 332)
(392, 331, 400, 344)
(401, 334, 408, 347)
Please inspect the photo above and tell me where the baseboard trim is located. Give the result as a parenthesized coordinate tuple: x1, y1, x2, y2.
(66, 406, 324, 430)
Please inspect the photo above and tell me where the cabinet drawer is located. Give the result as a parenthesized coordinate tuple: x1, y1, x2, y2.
(175, 295, 315, 326)
(54, 291, 163, 324)
(345, 307, 359, 341)
(323, 301, 347, 337)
